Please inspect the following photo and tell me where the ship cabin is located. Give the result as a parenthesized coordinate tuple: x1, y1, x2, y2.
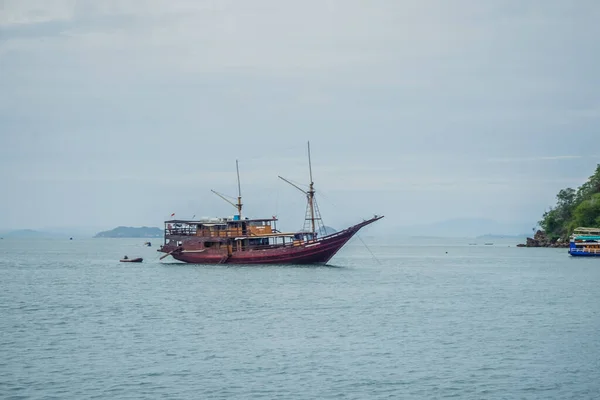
(569, 227, 600, 255)
(163, 215, 315, 252)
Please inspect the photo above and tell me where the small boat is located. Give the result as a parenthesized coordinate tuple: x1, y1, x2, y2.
(120, 257, 143, 263)
(144, 242, 151, 247)
(569, 227, 600, 257)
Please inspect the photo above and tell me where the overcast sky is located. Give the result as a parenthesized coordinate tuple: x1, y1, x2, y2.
(1, 0, 599, 234)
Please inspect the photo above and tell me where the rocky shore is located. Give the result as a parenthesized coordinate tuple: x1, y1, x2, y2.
(517, 230, 569, 248)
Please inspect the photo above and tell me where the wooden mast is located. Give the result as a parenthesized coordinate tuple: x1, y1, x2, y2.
(236, 159, 242, 219)
(307, 141, 316, 238)
(278, 142, 319, 239)
(211, 160, 243, 219)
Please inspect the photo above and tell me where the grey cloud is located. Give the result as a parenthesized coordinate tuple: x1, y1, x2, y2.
(1, 0, 599, 231)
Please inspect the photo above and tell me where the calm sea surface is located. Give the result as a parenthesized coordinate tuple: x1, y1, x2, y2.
(1, 237, 599, 399)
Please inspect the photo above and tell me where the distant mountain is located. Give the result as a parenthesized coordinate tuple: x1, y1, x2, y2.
(2, 229, 68, 238)
(476, 233, 529, 240)
(94, 226, 163, 238)
(39, 226, 108, 237)
(397, 218, 536, 238)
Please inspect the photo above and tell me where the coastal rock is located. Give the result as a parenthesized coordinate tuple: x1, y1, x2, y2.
(521, 230, 569, 248)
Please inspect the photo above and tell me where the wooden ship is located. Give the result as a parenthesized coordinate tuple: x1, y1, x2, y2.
(158, 143, 383, 264)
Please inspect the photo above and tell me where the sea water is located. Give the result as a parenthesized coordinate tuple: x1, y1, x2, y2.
(1, 237, 599, 399)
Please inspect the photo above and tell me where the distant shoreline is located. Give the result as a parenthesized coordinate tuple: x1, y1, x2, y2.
(94, 226, 163, 238)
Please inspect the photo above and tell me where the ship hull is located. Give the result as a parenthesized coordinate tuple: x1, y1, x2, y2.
(161, 216, 381, 265)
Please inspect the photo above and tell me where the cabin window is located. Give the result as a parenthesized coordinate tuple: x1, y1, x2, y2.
(249, 221, 268, 227)
(204, 242, 214, 248)
(248, 238, 269, 246)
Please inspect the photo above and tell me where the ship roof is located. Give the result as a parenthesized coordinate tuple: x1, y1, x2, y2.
(573, 227, 600, 234)
(233, 232, 297, 239)
(166, 219, 227, 225)
(165, 218, 277, 224)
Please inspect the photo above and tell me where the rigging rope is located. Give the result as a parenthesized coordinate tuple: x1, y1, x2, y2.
(357, 234, 382, 265)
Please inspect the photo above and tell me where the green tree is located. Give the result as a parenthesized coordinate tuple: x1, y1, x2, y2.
(539, 208, 561, 239)
(538, 164, 600, 240)
(556, 188, 576, 210)
(571, 193, 600, 228)
(539, 188, 576, 240)
(575, 164, 600, 203)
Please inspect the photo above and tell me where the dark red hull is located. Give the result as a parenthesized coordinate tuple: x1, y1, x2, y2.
(160, 216, 382, 265)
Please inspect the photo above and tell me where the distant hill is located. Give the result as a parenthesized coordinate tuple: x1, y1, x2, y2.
(476, 234, 529, 240)
(2, 229, 68, 238)
(94, 226, 163, 238)
(396, 218, 535, 238)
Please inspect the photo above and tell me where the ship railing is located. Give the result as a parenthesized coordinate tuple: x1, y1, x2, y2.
(239, 241, 308, 250)
(233, 230, 351, 251)
(165, 228, 197, 236)
(164, 227, 353, 247)
(264, 229, 349, 248)
(570, 247, 600, 254)
(197, 230, 245, 238)
(252, 243, 294, 250)
(165, 229, 245, 238)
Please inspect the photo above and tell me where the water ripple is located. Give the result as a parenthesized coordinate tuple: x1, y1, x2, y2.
(1, 239, 599, 399)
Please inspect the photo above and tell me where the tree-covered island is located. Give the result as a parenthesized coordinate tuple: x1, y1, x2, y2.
(524, 165, 600, 247)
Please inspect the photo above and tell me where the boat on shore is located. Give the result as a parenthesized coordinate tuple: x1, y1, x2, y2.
(569, 227, 600, 257)
(158, 143, 383, 265)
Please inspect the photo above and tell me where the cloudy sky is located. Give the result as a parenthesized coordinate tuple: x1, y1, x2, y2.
(1, 0, 599, 234)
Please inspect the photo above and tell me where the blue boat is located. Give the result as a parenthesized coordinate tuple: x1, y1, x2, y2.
(569, 227, 600, 257)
